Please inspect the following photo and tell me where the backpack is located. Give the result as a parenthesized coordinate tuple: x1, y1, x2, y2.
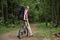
(18, 5, 25, 20)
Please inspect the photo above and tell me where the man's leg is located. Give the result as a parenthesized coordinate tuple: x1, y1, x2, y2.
(18, 20, 24, 38)
(25, 21, 33, 36)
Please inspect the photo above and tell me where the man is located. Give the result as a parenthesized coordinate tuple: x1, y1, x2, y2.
(24, 6, 33, 37)
(18, 5, 33, 39)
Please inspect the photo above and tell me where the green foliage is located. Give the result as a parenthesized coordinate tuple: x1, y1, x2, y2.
(0, 0, 60, 26)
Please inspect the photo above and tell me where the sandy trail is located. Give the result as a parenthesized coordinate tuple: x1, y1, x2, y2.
(0, 24, 40, 40)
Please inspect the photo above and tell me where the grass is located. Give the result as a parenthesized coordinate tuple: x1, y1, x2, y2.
(0, 23, 60, 40)
(36, 23, 60, 40)
(0, 23, 35, 34)
(0, 23, 37, 34)
(0, 24, 20, 34)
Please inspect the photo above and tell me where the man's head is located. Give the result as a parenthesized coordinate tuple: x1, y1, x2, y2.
(26, 6, 29, 10)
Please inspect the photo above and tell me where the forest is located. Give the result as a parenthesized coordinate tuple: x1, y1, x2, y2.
(0, 0, 60, 40)
(0, 0, 60, 27)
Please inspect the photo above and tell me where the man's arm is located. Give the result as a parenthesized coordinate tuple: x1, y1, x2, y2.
(24, 9, 28, 20)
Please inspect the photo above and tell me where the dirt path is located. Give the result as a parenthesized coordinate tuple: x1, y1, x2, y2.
(0, 24, 40, 40)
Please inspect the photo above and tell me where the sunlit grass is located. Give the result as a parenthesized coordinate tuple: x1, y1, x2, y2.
(36, 23, 60, 40)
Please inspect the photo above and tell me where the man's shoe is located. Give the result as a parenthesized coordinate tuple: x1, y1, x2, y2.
(17, 36, 22, 39)
(17, 36, 20, 38)
(29, 35, 33, 37)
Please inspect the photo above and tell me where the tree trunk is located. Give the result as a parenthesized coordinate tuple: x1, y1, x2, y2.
(1, 0, 4, 25)
(51, 0, 55, 27)
(56, 0, 59, 27)
(12, 2, 15, 24)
